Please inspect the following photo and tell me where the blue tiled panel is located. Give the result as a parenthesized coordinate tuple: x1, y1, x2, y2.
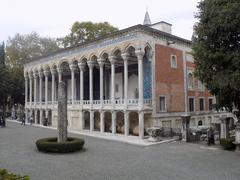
(143, 57, 152, 99)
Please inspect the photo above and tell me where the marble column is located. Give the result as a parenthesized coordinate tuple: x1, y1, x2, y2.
(88, 62, 94, 107)
(38, 71, 43, 104)
(78, 62, 85, 105)
(34, 109, 37, 124)
(136, 50, 144, 108)
(90, 110, 94, 131)
(70, 65, 77, 105)
(124, 111, 129, 136)
(40, 109, 43, 125)
(33, 73, 37, 105)
(220, 117, 227, 139)
(24, 76, 28, 104)
(122, 53, 129, 108)
(139, 111, 144, 139)
(58, 81, 68, 142)
(57, 68, 62, 82)
(109, 56, 116, 106)
(57, 68, 63, 101)
(29, 73, 33, 106)
(112, 111, 116, 134)
(45, 109, 49, 119)
(51, 69, 57, 104)
(44, 70, 49, 105)
(100, 111, 104, 133)
(98, 59, 104, 106)
(25, 109, 29, 123)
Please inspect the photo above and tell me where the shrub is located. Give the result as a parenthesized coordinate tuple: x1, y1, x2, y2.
(0, 169, 29, 180)
(36, 137, 85, 153)
(220, 137, 236, 150)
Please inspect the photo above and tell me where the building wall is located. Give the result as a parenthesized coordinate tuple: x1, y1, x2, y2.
(186, 58, 213, 112)
(155, 44, 185, 113)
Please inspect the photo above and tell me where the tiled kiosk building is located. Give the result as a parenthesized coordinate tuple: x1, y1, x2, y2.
(24, 13, 228, 139)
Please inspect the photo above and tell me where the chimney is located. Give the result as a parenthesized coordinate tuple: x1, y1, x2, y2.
(150, 21, 172, 34)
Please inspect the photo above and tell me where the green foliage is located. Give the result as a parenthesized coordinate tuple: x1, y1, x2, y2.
(36, 137, 85, 153)
(0, 42, 5, 64)
(3, 32, 60, 106)
(0, 169, 29, 180)
(5, 32, 59, 66)
(58, 21, 118, 47)
(0, 65, 11, 102)
(9, 67, 25, 104)
(193, 0, 240, 117)
(220, 137, 236, 150)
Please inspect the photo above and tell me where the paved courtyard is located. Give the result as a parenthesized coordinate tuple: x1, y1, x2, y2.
(0, 121, 240, 180)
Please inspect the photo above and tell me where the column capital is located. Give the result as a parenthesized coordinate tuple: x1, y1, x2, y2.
(87, 61, 95, 69)
(121, 53, 130, 61)
(135, 50, 145, 59)
(43, 70, 50, 77)
(38, 71, 44, 78)
(50, 68, 57, 75)
(33, 72, 38, 79)
(69, 64, 78, 72)
(24, 73, 29, 79)
(28, 73, 33, 79)
(78, 62, 86, 71)
(109, 56, 117, 64)
(97, 59, 105, 67)
(57, 68, 63, 74)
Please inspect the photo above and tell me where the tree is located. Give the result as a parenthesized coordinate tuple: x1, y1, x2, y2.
(5, 32, 60, 66)
(58, 21, 118, 48)
(0, 42, 5, 64)
(4, 32, 60, 106)
(0, 64, 12, 126)
(192, 0, 240, 118)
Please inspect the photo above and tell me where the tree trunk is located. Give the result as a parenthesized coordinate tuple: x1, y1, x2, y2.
(57, 81, 68, 143)
(2, 98, 6, 127)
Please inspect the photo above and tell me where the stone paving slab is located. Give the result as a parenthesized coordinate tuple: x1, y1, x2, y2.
(1, 121, 240, 180)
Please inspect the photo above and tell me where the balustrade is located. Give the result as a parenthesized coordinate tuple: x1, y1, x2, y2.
(26, 98, 152, 108)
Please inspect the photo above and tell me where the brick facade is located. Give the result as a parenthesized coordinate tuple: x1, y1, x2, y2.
(155, 44, 185, 113)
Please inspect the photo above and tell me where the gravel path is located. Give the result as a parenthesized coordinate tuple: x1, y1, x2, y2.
(0, 121, 240, 180)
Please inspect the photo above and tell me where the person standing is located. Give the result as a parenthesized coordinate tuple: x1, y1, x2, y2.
(21, 117, 25, 126)
(30, 115, 33, 125)
(207, 127, 215, 146)
(20, 110, 25, 126)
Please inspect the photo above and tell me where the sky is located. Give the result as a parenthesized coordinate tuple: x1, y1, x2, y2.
(0, 0, 200, 42)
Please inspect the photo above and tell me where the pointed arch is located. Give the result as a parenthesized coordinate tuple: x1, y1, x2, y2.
(110, 47, 122, 56)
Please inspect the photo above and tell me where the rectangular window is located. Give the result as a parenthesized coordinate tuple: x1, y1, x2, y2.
(170, 55, 177, 68)
(199, 98, 204, 111)
(159, 96, 166, 112)
(209, 98, 213, 111)
(189, 98, 194, 112)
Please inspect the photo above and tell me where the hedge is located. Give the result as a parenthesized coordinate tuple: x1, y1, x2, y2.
(220, 137, 236, 150)
(36, 137, 84, 153)
(0, 169, 29, 180)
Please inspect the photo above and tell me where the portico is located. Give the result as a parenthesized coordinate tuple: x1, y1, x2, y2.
(24, 38, 153, 139)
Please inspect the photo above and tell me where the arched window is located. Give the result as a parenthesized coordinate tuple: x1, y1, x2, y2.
(170, 55, 177, 68)
(188, 73, 194, 89)
(198, 120, 203, 126)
